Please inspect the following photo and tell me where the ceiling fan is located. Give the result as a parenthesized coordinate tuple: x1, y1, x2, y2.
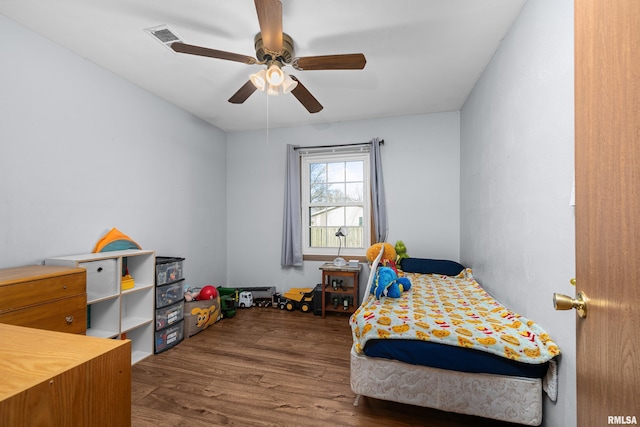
(170, 0, 366, 113)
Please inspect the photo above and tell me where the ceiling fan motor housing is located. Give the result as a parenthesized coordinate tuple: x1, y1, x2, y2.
(254, 32, 294, 64)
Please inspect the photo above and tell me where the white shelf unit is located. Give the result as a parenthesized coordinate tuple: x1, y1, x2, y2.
(46, 249, 155, 365)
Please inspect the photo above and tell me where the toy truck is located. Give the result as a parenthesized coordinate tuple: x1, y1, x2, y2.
(237, 291, 253, 308)
(236, 286, 276, 308)
(216, 287, 238, 318)
(248, 286, 276, 307)
(282, 287, 314, 313)
(272, 293, 288, 310)
(220, 286, 276, 309)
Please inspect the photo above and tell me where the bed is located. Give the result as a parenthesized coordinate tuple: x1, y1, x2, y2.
(349, 251, 560, 426)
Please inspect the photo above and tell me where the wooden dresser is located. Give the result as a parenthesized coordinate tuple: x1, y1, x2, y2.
(0, 265, 87, 334)
(0, 323, 131, 426)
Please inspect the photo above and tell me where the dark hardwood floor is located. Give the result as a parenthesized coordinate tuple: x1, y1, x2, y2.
(132, 307, 520, 427)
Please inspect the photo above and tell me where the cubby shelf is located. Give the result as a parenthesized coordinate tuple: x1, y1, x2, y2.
(46, 249, 155, 365)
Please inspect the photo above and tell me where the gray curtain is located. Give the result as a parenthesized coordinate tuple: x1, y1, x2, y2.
(370, 137, 388, 242)
(281, 144, 303, 266)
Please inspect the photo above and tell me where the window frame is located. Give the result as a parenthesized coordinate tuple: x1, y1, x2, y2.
(300, 150, 371, 258)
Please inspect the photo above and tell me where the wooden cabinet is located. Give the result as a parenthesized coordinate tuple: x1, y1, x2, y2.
(0, 323, 131, 427)
(0, 265, 86, 334)
(46, 249, 155, 364)
(319, 263, 361, 318)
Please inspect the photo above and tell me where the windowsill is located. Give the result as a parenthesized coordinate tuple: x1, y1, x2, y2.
(303, 255, 368, 263)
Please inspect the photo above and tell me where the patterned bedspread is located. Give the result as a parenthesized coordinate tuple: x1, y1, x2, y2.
(350, 269, 560, 364)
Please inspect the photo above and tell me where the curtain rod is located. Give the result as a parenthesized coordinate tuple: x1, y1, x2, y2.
(293, 139, 384, 150)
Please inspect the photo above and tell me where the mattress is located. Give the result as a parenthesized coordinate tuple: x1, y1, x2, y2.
(363, 338, 549, 378)
(351, 346, 544, 426)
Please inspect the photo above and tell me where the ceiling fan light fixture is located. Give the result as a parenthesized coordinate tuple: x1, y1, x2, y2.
(251, 63, 296, 96)
(266, 84, 283, 96)
(250, 69, 267, 91)
(265, 63, 284, 86)
(281, 73, 298, 94)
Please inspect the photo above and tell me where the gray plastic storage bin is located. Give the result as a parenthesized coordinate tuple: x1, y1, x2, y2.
(154, 320, 184, 353)
(155, 257, 185, 286)
(156, 280, 184, 308)
(155, 301, 184, 330)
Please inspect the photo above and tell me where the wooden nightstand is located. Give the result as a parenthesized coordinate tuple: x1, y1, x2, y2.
(319, 263, 362, 318)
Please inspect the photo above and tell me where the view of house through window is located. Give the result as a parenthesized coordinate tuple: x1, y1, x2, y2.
(302, 151, 370, 257)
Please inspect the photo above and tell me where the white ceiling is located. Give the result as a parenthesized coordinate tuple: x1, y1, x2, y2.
(0, 0, 525, 132)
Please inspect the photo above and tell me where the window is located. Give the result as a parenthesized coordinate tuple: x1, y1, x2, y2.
(301, 150, 371, 258)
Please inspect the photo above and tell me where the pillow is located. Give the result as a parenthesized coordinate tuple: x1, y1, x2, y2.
(399, 258, 464, 276)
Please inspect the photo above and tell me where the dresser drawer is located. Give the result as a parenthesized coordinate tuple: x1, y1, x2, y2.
(0, 266, 85, 313)
(0, 294, 87, 334)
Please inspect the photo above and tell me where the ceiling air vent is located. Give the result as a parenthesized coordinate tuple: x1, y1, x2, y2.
(144, 25, 183, 51)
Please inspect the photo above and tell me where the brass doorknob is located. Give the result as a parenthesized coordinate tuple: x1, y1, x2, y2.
(553, 291, 588, 318)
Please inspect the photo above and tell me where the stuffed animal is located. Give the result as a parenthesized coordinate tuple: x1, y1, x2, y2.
(366, 242, 396, 263)
(366, 242, 398, 270)
(371, 266, 412, 299)
(395, 240, 409, 263)
(183, 285, 200, 302)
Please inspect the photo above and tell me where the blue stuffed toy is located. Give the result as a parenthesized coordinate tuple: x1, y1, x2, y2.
(372, 266, 412, 299)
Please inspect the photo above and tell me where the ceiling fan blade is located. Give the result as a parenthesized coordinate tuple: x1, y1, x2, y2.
(289, 76, 323, 113)
(228, 80, 258, 104)
(171, 42, 257, 65)
(254, 0, 283, 54)
(291, 54, 366, 71)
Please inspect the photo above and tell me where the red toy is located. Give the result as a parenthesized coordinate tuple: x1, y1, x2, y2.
(197, 285, 218, 301)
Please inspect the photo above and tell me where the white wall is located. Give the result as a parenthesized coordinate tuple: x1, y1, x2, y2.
(0, 16, 228, 287)
(226, 112, 460, 294)
(460, 1, 575, 426)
